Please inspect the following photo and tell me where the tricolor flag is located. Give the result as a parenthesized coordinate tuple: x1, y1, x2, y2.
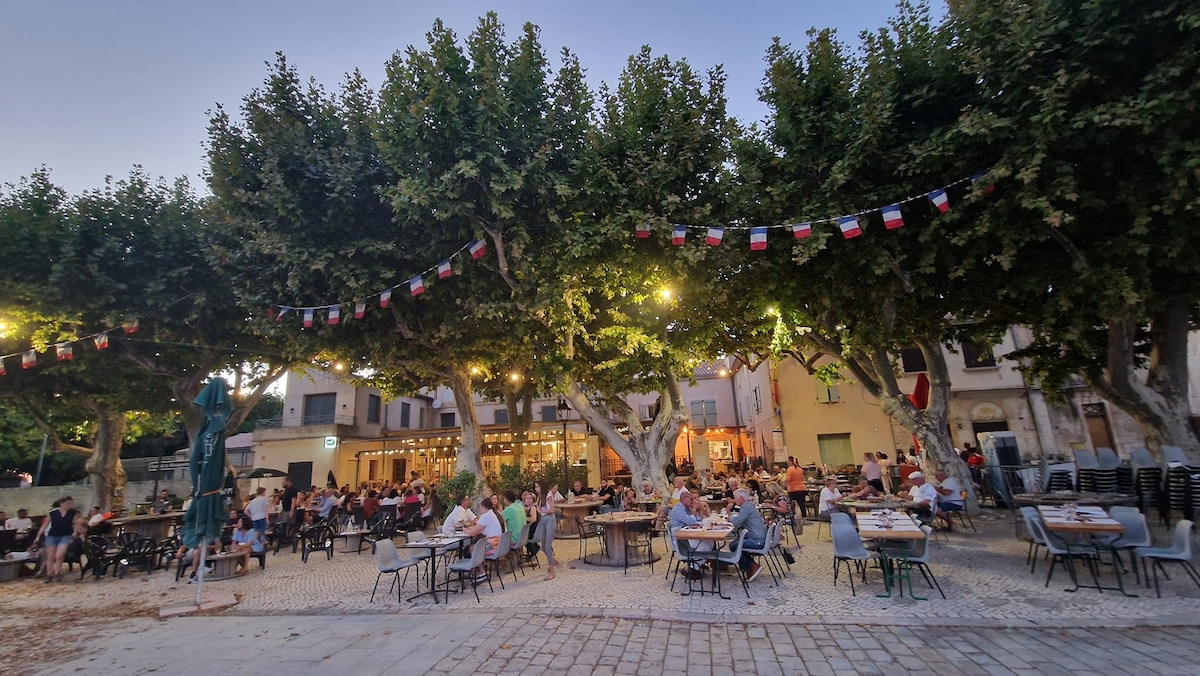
(635, 220, 651, 238)
(838, 215, 862, 239)
(56, 343, 73, 361)
(928, 188, 950, 213)
(303, 309, 314, 328)
(275, 308, 290, 322)
(749, 227, 768, 251)
(327, 305, 341, 325)
(469, 239, 487, 259)
(409, 275, 425, 296)
(882, 204, 904, 230)
(123, 318, 139, 334)
(438, 259, 452, 279)
(671, 225, 687, 246)
(791, 222, 812, 239)
(705, 227, 724, 246)
(971, 172, 995, 193)
(354, 301, 366, 319)
(94, 333, 109, 350)
(380, 288, 392, 308)
(22, 350, 35, 369)
(0, 361, 5, 376)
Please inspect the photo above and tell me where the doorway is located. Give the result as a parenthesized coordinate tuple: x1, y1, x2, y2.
(817, 433, 854, 467)
(392, 458, 407, 484)
(1082, 403, 1114, 450)
(972, 420, 1010, 440)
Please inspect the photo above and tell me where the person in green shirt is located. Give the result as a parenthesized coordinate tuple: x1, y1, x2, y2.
(501, 490, 527, 545)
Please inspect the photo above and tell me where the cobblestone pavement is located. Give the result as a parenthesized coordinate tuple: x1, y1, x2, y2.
(19, 610, 1200, 675)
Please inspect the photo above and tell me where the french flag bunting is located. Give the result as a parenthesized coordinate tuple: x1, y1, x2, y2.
(671, 225, 687, 246)
(327, 305, 341, 325)
(705, 227, 724, 246)
(275, 308, 290, 322)
(380, 288, 392, 308)
(56, 343, 73, 361)
(438, 259, 452, 279)
(791, 222, 812, 239)
(409, 275, 425, 296)
(354, 301, 366, 319)
(749, 227, 768, 251)
(22, 350, 35, 369)
(928, 188, 950, 213)
(469, 239, 487, 259)
(123, 318, 139, 334)
(303, 309, 314, 328)
(882, 204, 904, 230)
(838, 215, 863, 239)
(971, 172, 995, 193)
(635, 220, 651, 239)
(94, 333, 109, 350)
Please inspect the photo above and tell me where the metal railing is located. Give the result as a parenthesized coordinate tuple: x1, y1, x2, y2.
(255, 413, 357, 429)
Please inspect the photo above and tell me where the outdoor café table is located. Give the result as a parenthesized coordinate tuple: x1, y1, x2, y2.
(337, 528, 370, 553)
(557, 498, 605, 538)
(108, 512, 184, 542)
(855, 511, 926, 598)
(582, 512, 661, 567)
(1036, 505, 1135, 596)
(635, 500, 661, 513)
(402, 534, 468, 603)
(205, 550, 249, 580)
(705, 497, 730, 513)
(1015, 492, 1138, 508)
(673, 524, 735, 599)
(843, 499, 916, 512)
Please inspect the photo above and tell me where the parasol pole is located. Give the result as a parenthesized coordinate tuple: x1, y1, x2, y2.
(195, 536, 207, 605)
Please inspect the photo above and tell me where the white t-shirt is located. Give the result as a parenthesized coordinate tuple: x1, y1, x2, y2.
(379, 496, 399, 506)
(908, 482, 939, 508)
(245, 496, 270, 521)
(819, 487, 842, 514)
(478, 509, 503, 538)
(441, 505, 477, 535)
(936, 477, 964, 505)
(671, 487, 687, 502)
(5, 517, 32, 531)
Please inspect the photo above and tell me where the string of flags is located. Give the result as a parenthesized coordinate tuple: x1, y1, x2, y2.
(635, 173, 990, 248)
(0, 319, 139, 376)
(270, 238, 490, 326)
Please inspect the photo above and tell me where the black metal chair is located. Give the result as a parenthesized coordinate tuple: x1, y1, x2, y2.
(575, 515, 605, 560)
(301, 525, 334, 563)
(271, 521, 299, 554)
(157, 536, 180, 570)
(360, 515, 396, 554)
(622, 521, 655, 575)
(117, 537, 158, 578)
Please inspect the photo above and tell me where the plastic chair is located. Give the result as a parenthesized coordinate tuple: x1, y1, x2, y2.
(300, 525, 334, 563)
(444, 539, 489, 602)
(1018, 507, 1048, 573)
(894, 525, 945, 599)
(1028, 518, 1100, 590)
(271, 521, 298, 554)
(369, 540, 422, 603)
(1074, 449, 1099, 470)
(831, 520, 878, 596)
(665, 529, 709, 592)
(1096, 447, 1119, 470)
(485, 535, 517, 588)
(743, 522, 780, 586)
(1104, 506, 1152, 578)
(714, 530, 751, 598)
(512, 523, 533, 575)
(1135, 519, 1200, 598)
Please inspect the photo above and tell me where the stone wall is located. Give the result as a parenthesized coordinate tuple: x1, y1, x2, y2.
(0, 479, 193, 517)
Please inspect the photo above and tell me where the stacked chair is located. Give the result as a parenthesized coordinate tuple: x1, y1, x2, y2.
(1162, 445, 1194, 524)
(1092, 447, 1121, 494)
(1074, 449, 1100, 492)
(1131, 447, 1165, 523)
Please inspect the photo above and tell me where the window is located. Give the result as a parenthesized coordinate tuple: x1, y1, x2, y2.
(418, 406, 426, 429)
(302, 393, 336, 426)
(961, 341, 997, 368)
(399, 402, 411, 428)
(815, 382, 840, 404)
(541, 405, 559, 422)
(817, 433, 854, 467)
(494, 408, 509, 425)
(366, 394, 381, 424)
(638, 402, 660, 421)
(689, 400, 718, 429)
(899, 347, 927, 373)
(439, 412, 456, 428)
(752, 386, 762, 415)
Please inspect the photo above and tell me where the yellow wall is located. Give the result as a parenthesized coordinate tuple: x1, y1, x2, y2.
(775, 359, 897, 466)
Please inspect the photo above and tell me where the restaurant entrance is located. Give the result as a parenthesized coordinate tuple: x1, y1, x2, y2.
(391, 458, 407, 484)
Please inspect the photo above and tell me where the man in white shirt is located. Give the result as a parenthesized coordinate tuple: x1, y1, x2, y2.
(245, 487, 271, 536)
(933, 470, 965, 532)
(904, 472, 939, 521)
(441, 494, 477, 535)
(669, 476, 687, 505)
(4, 509, 33, 532)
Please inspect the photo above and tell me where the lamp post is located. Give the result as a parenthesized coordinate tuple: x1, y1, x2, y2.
(557, 397, 571, 490)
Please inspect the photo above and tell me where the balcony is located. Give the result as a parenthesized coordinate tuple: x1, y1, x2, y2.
(253, 413, 359, 442)
(255, 413, 357, 429)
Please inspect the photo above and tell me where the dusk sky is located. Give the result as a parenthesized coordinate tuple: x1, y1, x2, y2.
(1, 1, 917, 193)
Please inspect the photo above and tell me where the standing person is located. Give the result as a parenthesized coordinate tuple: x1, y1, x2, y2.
(877, 452, 893, 493)
(521, 491, 540, 559)
(36, 496, 77, 583)
(245, 487, 271, 537)
(861, 453, 885, 494)
(785, 457, 809, 522)
(534, 480, 559, 580)
(279, 478, 297, 524)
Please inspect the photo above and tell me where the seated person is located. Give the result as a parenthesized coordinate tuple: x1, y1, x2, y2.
(597, 479, 618, 510)
(637, 480, 659, 501)
(501, 492, 526, 546)
(622, 488, 639, 511)
(441, 494, 477, 535)
(847, 478, 880, 500)
(230, 516, 263, 574)
(464, 497, 505, 565)
(151, 489, 173, 514)
(932, 470, 965, 531)
(667, 492, 711, 579)
(571, 480, 594, 497)
(224, 509, 241, 528)
(818, 477, 846, 516)
(669, 476, 688, 506)
(902, 472, 938, 521)
(5, 508, 33, 532)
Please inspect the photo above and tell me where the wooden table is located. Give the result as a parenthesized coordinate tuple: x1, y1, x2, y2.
(582, 512, 661, 567)
(1036, 505, 1134, 596)
(843, 500, 916, 512)
(855, 512, 925, 598)
(1017, 493, 1138, 509)
(205, 551, 249, 580)
(674, 526, 736, 599)
(556, 499, 605, 538)
(108, 512, 184, 542)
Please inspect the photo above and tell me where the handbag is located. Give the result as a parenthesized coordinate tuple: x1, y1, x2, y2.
(781, 548, 795, 565)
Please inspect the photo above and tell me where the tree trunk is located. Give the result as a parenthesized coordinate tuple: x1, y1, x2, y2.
(1095, 301, 1200, 463)
(85, 407, 128, 513)
(447, 368, 483, 478)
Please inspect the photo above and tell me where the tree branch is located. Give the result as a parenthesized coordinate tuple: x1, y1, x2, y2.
(18, 396, 92, 456)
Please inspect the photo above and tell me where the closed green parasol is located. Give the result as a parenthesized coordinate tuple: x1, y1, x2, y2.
(181, 378, 233, 602)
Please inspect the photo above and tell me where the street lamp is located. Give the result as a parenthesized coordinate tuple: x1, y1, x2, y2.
(558, 397, 571, 490)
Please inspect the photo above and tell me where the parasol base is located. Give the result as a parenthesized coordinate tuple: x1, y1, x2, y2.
(159, 591, 238, 618)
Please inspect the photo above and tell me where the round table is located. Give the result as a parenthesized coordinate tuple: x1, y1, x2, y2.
(1011, 492, 1138, 508)
(581, 512, 661, 567)
(556, 499, 606, 538)
(108, 512, 184, 542)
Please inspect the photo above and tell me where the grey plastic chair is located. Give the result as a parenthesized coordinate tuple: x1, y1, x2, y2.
(831, 520, 878, 596)
(1161, 446, 1188, 466)
(1096, 447, 1119, 469)
(369, 540, 423, 603)
(445, 539, 489, 602)
(743, 522, 780, 586)
(1135, 519, 1200, 598)
(1074, 449, 1099, 470)
(1103, 506, 1152, 577)
(714, 530, 751, 598)
(1019, 507, 1048, 572)
(1028, 518, 1100, 590)
(895, 525, 946, 599)
(485, 534, 516, 587)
